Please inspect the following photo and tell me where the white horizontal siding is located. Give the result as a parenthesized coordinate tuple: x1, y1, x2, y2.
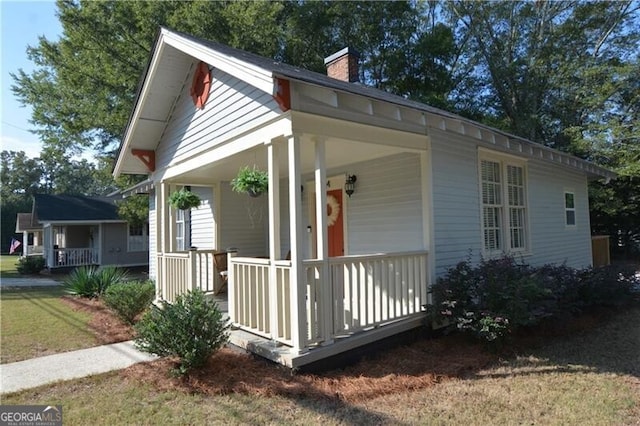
(190, 186, 215, 250)
(429, 128, 593, 276)
(527, 162, 592, 268)
(156, 67, 280, 170)
(430, 130, 483, 275)
(342, 153, 423, 254)
(219, 182, 268, 256)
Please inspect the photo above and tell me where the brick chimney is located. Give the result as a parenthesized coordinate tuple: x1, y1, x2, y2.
(324, 47, 360, 83)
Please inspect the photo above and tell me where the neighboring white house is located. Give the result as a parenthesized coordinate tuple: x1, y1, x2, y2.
(16, 194, 149, 270)
(113, 28, 615, 368)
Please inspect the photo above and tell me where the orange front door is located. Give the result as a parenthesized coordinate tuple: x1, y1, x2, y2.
(327, 189, 344, 257)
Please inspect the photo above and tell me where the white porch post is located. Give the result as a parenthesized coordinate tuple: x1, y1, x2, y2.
(22, 231, 28, 256)
(267, 141, 281, 339)
(159, 182, 170, 300)
(288, 134, 307, 352)
(314, 137, 333, 343)
(267, 142, 281, 260)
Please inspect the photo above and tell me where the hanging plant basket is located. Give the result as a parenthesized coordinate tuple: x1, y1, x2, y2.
(168, 189, 201, 210)
(231, 166, 268, 197)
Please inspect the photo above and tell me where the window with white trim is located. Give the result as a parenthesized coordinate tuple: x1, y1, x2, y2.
(175, 209, 186, 251)
(128, 223, 148, 252)
(480, 155, 528, 253)
(565, 192, 576, 226)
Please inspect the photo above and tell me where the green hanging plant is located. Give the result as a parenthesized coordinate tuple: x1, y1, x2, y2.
(231, 166, 268, 197)
(168, 188, 201, 210)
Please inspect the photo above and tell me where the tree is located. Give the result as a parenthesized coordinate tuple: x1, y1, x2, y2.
(11, 0, 289, 157)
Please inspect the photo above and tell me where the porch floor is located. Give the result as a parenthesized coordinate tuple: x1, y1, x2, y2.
(208, 293, 426, 369)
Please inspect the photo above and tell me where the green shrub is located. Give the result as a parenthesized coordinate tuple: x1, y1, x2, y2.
(16, 256, 45, 275)
(94, 266, 130, 295)
(430, 255, 638, 346)
(134, 289, 230, 375)
(64, 266, 129, 298)
(103, 281, 156, 324)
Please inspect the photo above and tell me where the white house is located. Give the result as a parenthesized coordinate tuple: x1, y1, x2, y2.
(114, 28, 614, 368)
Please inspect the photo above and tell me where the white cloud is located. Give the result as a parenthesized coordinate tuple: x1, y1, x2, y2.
(0, 134, 42, 158)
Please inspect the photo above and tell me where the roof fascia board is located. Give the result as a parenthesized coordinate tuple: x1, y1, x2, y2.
(162, 30, 273, 94)
(38, 220, 126, 226)
(114, 33, 168, 177)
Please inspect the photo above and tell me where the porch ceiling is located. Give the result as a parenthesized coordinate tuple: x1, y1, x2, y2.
(165, 137, 411, 185)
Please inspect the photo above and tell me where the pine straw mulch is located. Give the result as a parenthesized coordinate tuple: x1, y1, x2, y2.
(121, 334, 496, 404)
(59, 291, 639, 405)
(59, 296, 135, 344)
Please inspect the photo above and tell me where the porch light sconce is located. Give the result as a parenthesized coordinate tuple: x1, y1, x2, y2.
(345, 174, 357, 197)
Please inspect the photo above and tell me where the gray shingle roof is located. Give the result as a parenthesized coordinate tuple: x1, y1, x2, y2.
(34, 194, 121, 222)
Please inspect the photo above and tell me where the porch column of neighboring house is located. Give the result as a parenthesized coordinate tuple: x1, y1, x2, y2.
(287, 134, 307, 353)
(22, 231, 28, 256)
(314, 137, 333, 345)
(43, 224, 53, 268)
(267, 140, 282, 339)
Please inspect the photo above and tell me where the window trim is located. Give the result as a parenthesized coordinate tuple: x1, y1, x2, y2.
(478, 149, 530, 256)
(127, 222, 149, 252)
(564, 190, 576, 227)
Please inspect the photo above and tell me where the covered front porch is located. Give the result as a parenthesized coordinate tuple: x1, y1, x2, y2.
(153, 116, 434, 366)
(42, 224, 99, 269)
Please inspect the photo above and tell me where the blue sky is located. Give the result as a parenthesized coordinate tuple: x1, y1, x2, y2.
(1, 0, 61, 158)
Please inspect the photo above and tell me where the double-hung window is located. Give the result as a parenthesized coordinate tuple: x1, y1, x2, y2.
(480, 152, 528, 254)
(175, 208, 186, 251)
(128, 223, 148, 252)
(565, 191, 576, 226)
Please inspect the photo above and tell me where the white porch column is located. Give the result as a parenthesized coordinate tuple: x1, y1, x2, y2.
(267, 140, 281, 340)
(159, 182, 170, 253)
(22, 231, 28, 256)
(267, 142, 281, 260)
(288, 134, 307, 352)
(314, 137, 333, 343)
(159, 182, 170, 300)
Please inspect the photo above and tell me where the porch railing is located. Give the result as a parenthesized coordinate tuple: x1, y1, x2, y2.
(229, 257, 293, 345)
(229, 250, 429, 349)
(46, 247, 98, 268)
(157, 250, 219, 303)
(26, 245, 44, 256)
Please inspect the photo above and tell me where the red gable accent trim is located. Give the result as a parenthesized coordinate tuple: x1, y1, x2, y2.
(131, 149, 156, 172)
(190, 61, 211, 109)
(273, 77, 291, 112)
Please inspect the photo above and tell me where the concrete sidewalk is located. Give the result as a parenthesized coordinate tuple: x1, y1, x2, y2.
(0, 277, 61, 287)
(0, 341, 157, 394)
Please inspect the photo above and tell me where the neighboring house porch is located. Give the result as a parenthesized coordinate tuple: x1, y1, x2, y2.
(16, 194, 149, 270)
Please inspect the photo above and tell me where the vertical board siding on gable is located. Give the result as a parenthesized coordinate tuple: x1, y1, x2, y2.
(430, 130, 483, 276)
(149, 190, 156, 279)
(527, 162, 592, 268)
(155, 68, 280, 170)
(190, 186, 215, 250)
(219, 182, 268, 256)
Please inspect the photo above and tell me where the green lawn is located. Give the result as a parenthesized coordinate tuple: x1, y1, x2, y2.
(3, 304, 639, 425)
(0, 287, 98, 363)
(0, 254, 21, 278)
